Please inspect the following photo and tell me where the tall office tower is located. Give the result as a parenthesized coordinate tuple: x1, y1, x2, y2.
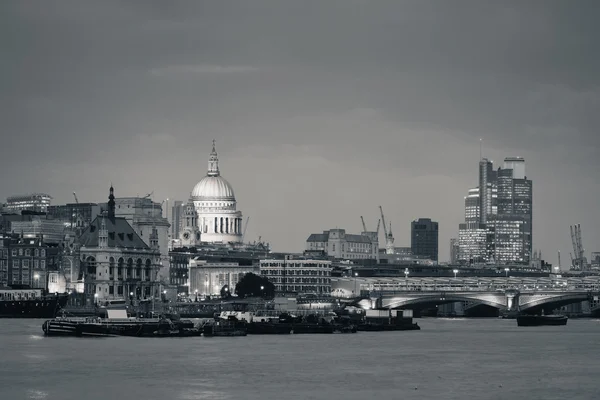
(450, 238, 459, 264)
(170, 201, 183, 240)
(464, 188, 480, 227)
(495, 158, 532, 263)
(478, 159, 497, 224)
(503, 157, 526, 179)
(411, 218, 439, 261)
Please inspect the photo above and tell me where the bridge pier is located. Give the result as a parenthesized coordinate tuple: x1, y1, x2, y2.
(505, 290, 519, 312)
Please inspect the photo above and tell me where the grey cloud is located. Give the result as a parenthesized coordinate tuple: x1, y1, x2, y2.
(2, 0, 599, 262)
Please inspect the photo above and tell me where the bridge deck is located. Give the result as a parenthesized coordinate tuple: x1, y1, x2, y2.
(331, 276, 600, 297)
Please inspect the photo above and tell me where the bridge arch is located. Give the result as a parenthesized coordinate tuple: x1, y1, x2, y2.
(384, 293, 507, 311)
(518, 293, 591, 312)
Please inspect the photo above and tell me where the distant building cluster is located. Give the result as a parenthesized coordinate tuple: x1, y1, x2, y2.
(8, 138, 590, 303)
(454, 157, 533, 266)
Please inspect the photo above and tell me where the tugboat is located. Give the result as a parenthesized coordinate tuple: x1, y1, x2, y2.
(516, 313, 568, 327)
(0, 289, 69, 318)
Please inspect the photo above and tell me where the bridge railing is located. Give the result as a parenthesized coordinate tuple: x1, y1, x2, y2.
(363, 284, 600, 295)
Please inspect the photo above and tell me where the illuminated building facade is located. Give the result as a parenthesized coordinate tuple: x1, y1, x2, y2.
(5, 193, 52, 213)
(187, 258, 258, 296)
(260, 257, 332, 294)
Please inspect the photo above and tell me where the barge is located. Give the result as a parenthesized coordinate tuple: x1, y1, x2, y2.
(42, 310, 201, 337)
(516, 314, 568, 327)
(1, 289, 69, 318)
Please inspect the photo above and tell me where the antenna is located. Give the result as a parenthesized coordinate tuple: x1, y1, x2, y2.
(479, 138, 483, 160)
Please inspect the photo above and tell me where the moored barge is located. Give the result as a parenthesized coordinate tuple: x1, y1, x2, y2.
(1, 289, 69, 318)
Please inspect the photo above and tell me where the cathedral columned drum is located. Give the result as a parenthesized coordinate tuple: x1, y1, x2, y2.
(190, 141, 243, 243)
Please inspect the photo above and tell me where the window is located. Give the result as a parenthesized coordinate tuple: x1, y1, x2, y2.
(12, 249, 17, 257)
(40, 249, 46, 257)
(25, 249, 31, 256)
(22, 259, 29, 268)
(18, 249, 23, 256)
(40, 260, 46, 268)
(12, 259, 19, 268)
(34, 249, 39, 257)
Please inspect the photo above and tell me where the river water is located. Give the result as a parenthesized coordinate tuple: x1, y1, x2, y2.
(1, 318, 599, 400)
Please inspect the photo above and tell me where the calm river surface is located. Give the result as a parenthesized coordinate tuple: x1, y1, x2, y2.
(1, 318, 599, 400)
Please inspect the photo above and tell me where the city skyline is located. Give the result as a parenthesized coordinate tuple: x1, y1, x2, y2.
(2, 2, 599, 263)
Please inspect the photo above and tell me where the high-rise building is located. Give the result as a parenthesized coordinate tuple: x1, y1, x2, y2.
(495, 158, 533, 263)
(464, 188, 480, 227)
(170, 201, 183, 240)
(478, 159, 497, 224)
(458, 157, 532, 265)
(411, 218, 439, 261)
(458, 223, 494, 263)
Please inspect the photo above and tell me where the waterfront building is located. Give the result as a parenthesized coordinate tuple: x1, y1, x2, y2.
(191, 141, 244, 243)
(305, 228, 379, 261)
(169, 241, 267, 295)
(112, 195, 170, 281)
(0, 236, 62, 289)
(4, 193, 52, 213)
(260, 257, 332, 295)
(78, 187, 163, 305)
(411, 218, 439, 262)
(188, 258, 258, 296)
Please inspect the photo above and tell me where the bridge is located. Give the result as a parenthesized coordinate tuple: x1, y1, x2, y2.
(331, 276, 600, 314)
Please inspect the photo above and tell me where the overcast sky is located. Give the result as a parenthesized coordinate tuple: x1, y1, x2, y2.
(2, 1, 599, 264)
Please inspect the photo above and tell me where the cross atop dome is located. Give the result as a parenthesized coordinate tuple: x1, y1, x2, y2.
(207, 139, 220, 176)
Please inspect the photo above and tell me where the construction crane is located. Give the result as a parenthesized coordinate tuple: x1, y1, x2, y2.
(379, 206, 395, 254)
(242, 216, 250, 243)
(576, 224, 586, 270)
(570, 224, 588, 270)
(142, 191, 153, 199)
(360, 216, 368, 233)
(72, 192, 79, 204)
(557, 250, 562, 272)
(375, 219, 381, 236)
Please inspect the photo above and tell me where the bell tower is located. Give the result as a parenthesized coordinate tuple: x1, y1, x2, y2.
(180, 196, 201, 247)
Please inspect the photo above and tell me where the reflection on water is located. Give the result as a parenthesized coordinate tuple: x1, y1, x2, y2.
(1, 318, 599, 400)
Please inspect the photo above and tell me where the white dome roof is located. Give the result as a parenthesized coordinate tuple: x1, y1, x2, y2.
(192, 175, 235, 201)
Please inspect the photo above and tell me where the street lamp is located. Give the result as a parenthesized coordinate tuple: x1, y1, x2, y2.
(354, 272, 358, 296)
(260, 285, 264, 298)
(404, 268, 409, 289)
(34, 273, 40, 289)
(453, 269, 459, 279)
(504, 267, 510, 278)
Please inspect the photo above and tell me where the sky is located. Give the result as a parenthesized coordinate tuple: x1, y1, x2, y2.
(2, 1, 599, 264)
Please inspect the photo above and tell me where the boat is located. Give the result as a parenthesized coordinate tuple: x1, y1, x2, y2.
(516, 314, 568, 327)
(0, 289, 69, 318)
(356, 309, 420, 331)
(42, 310, 201, 337)
(202, 319, 247, 337)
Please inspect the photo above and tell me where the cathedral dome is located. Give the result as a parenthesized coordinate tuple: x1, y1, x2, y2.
(191, 140, 236, 202)
(191, 175, 236, 201)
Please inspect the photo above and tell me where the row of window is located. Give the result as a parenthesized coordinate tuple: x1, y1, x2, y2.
(1, 248, 47, 258)
(261, 269, 331, 276)
(11, 259, 46, 268)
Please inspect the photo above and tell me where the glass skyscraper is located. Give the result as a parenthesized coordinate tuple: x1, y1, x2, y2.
(458, 157, 532, 265)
